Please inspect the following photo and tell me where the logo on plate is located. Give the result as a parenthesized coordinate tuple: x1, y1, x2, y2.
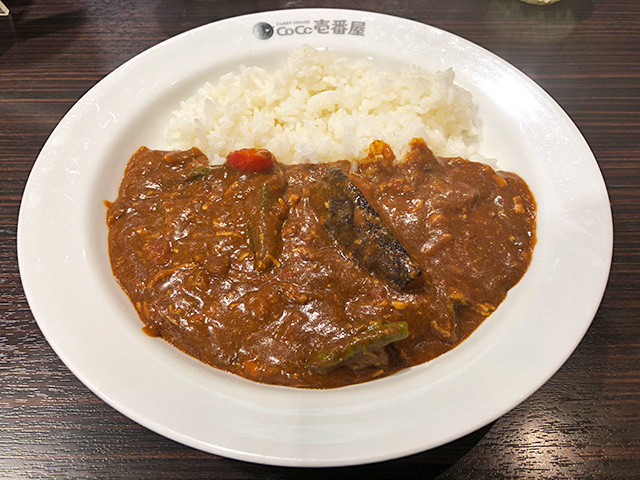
(253, 22, 274, 40)
(253, 20, 367, 40)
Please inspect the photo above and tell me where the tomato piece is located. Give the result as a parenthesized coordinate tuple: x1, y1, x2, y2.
(226, 148, 276, 173)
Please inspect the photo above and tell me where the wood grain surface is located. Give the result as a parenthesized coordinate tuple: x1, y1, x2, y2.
(1, 0, 638, 478)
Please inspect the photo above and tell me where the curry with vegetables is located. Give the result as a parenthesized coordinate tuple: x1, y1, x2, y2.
(106, 139, 536, 388)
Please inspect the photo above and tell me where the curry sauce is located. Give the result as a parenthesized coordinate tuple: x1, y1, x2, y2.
(106, 139, 536, 388)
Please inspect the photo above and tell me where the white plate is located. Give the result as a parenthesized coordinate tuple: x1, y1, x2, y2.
(18, 9, 612, 467)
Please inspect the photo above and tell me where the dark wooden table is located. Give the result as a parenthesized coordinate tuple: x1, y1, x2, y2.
(1, 0, 638, 478)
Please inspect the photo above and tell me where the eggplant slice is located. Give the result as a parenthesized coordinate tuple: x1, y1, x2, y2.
(310, 166, 422, 290)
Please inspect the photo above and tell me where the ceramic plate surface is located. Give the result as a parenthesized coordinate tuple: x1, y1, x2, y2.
(18, 9, 612, 467)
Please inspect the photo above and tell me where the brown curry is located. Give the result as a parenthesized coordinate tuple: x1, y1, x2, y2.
(106, 139, 536, 388)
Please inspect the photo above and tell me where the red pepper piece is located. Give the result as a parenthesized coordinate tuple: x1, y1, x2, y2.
(226, 148, 276, 173)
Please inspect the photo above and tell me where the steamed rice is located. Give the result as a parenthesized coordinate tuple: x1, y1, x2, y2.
(167, 46, 481, 165)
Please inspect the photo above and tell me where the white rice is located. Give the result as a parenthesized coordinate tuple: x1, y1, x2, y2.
(167, 46, 482, 165)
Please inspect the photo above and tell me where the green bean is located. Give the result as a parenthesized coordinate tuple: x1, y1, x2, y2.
(186, 165, 223, 181)
(308, 321, 409, 375)
(248, 172, 287, 270)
